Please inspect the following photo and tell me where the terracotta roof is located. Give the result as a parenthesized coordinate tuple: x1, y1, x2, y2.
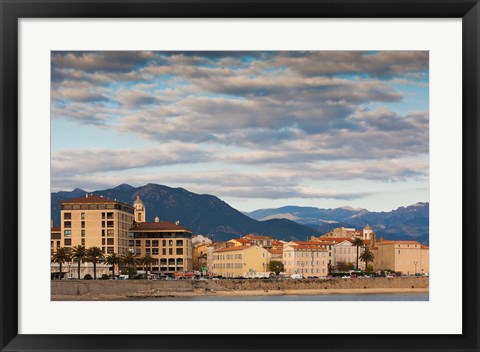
(289, 245, 328, 251)
(319, 237, 354, 243)
(292, 241, 325, 245)
(421, 244, 429, 249)
(129, 221, 191, 232)
(214, 246, 251, 253)
(62, 194, 132, 208)
(230, 238, 252, 244)
(268, 249, 283, 255)
(51, 226, 61, 232)
(243, 234, 272, 240)
(377, 240, 422, 245)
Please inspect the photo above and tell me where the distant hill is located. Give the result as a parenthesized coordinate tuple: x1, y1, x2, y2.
(245, 203, 429, 245)
(51, 183, 319, 242)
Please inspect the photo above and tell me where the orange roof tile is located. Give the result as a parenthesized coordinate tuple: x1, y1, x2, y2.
(214, 246, 253, 253)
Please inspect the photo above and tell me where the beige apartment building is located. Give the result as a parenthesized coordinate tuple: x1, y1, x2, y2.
(371, 240, 429, 275)
(211, 245, 270, 278)
(282, 243, 328, 277)
(128, 217, 193, 274)
(51, 226, 61, 254)
(60, 194, 135, 255)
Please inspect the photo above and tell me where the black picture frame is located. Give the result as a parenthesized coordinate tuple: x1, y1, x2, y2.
(1, 1, 479, 351)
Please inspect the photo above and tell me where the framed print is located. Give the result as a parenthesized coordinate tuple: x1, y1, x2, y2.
(1, 1, 479, 352)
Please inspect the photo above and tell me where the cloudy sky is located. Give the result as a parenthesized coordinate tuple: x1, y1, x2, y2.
(51, 51, 429, 212)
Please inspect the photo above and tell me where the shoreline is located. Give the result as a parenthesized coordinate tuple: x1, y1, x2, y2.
(52, 287, 428, 301)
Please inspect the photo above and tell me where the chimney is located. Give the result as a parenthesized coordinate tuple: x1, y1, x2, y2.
(154, 216, 160, 223)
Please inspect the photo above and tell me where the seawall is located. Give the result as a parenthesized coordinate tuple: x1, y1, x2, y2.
(51, 277, 428, 297)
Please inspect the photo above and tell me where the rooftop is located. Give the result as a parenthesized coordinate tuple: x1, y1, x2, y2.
(129, 221, 191, 232)
(62, 194, 132, 208)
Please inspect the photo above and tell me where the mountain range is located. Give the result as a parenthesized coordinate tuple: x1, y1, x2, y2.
(245, 202, 429, 245)
(51, 183, 319, 242)
(51, 183, 429, 244)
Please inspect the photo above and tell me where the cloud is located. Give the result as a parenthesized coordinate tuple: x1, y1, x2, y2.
(116, 90, 160, 108)
(51, 143, 212, 176)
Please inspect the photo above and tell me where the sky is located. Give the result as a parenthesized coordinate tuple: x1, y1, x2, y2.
(51, 51, 429, 212)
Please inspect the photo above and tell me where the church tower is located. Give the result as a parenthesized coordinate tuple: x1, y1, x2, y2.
(134, 195, 146, 223)
(363, 224, 373, 240)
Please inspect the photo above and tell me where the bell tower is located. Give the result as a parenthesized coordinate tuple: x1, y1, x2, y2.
(134, 195, 146, 223)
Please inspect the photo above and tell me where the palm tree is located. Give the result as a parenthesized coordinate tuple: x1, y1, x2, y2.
(352, 238, 364, 270)
(51, 247, 70, 279)
(106, 252, 121, 279)
(86, 246, 104, 280)
(141, 255, 155, 275)
(70, 245, 86, 280)
(359, 248, 375, 273)
(122, 251, 139, 279)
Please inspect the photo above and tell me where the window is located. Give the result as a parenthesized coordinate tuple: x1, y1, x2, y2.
(176, 240, 183, 247)
(162, 249, 166, 255)
(64, 230, 71, 237)
(81, 230, 85, 237)
(102, 212, 106, 219)
(107, 229, 114, 237)
(107, 238, 114, 245)
(398, 250, 401, 254)
(81, 212, 85, 220)
(102, 229, 105, 237)
(107, 212, 114, 219)
(64, 238, 72, 246)
(146, 240, 151, 247)
(107, 247, 114, 254)
(107, 221, 114, 228)
(135, 240, 141, 246)
(152, 240, 158, 247)
(162, 240, 166, 246)
(152, 248, 159, 255)
(64, 221, 71, 228)
(129, 240, 134, 246)
(169, 248, 173, 255)
(176, 248, 184, 255)
(169, 240, 173, 246)
(63, 213, 71, 220)
(146, 248, 151, 255)
(81, 221, 85, 228)
(135, 248, 141, 255)
(102, 239, 106, 245)
(102, 221, 105, 228)
(81, 239, 85, 246)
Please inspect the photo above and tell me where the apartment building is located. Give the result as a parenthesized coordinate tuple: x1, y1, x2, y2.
(371, 240, 429, 275)
(211, 245, 270, 278)
(128, 216, 193, 274)
(282, 243, 328, 277)
(60, 194, 135, 255)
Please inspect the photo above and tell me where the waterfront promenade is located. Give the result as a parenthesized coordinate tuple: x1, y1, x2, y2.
(51, 277, 428, 300)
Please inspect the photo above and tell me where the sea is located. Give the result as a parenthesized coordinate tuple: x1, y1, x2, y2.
(135, 292, 428, 301)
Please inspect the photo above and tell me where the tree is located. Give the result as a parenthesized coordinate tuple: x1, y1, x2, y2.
(336, 261, 350, 272)
(268, 260, 285, 276)
(51, 247, 70, 279)
(122, 251, 139, 279)
(141, 255, 155, 274)
(352, 238, 364, 270)
(106, 252, 121, 279)
(70, 245, 86, 280)
(359, 248, 375, 273)
(86, 246, 104, 280)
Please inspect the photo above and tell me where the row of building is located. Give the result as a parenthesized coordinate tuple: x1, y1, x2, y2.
(51, 194, 429, 278)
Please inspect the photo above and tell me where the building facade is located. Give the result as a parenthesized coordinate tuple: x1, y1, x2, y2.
(371, 240, 429, 275)
(282, 243, 328, 277)
(60, 194, 135, 255)
(128, 218, 193, 274)
(211, 245, 270, 278)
